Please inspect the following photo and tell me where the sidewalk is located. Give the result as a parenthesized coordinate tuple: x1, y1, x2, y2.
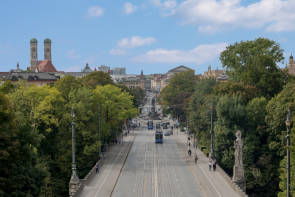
(174, 132, 246, 197)
(76, 132, 135, 197)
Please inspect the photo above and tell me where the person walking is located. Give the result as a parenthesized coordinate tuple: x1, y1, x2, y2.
(96, 163, 99, 174)
(188, 149, 192, 157)
(194, 154, 198, 164)
(209, 158, 212, 171)
(213, 160, 217, 171)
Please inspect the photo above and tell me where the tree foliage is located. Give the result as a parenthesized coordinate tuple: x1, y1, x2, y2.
(162, 38, 294, 196)
(160, 70, 197, 120)
(82, 71, 113, 88)
(0, 74, 139, 196)
(220, 38, 287, 98)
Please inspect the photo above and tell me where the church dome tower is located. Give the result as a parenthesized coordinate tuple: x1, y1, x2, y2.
(30, 38, 38, 71)
(44, 38, 52, 61)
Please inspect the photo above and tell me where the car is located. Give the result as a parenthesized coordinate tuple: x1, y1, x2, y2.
(164, 131, 170, 136)
(163, 124, 168, 129)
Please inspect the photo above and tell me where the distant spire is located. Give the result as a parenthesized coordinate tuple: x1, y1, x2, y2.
(17, 62, 20, 72)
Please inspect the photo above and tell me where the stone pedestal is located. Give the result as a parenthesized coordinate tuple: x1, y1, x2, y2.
(232, 130, 246, 192)
(69, 172, 80, 197)
(233, 166, 246, 192)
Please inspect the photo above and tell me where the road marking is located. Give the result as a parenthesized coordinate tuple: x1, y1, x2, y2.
(197, 161, 222, 197)
(94, 141, 127, 197)
(154, 145, 159, 197)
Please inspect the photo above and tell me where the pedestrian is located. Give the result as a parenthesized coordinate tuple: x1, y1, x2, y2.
(209, 158, 212, 171)
(194, 154, 198, 164)
(213, 160, 217, 171)
(96, 163, 99, 174)
(188, 149, 192, 157)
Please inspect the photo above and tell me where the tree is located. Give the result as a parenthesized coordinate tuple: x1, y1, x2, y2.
(117, 84, 145, 108)
(55, 75, 82, 101)
(188, 78, 217, 151)
(214, 81, 258, 103)
(160, 70, 197, 120)
(82, 71, 113, 89)
(220, 38, 287, 99)
(0, 80, 17, 94)
(0, 93, 45, 196)
(266, 82, 295, 196)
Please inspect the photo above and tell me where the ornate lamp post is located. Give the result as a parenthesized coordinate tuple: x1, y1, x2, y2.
(69, 108, 80, 196)
(210, 102, 214, 159)
(98, 105, 101, 157)
(285, 109, 291, 197)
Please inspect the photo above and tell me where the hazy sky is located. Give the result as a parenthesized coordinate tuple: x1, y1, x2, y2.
(1, 0, 295, 74)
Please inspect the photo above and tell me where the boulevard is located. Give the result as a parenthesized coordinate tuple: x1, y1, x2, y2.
(112, 128, 203, 197)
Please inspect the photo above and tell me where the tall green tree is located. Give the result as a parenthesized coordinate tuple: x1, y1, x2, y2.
(0, 93, 45, 197)
(220, 38, 287, 98)
(160, 70, 197, 120)
(266, 82, 295, 196)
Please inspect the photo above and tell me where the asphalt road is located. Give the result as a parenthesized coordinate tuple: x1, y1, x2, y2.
(111, 128, 204, 197)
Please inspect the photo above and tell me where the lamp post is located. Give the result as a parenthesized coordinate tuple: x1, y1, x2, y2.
(210, 102, 214, 159)
(98, 105, 101, 157)
(69, 108, 80, 196)
(285, 109, 291, 197)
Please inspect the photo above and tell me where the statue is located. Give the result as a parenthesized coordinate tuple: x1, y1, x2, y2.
(232, 130, 246, 192)
(234, 130, 243, 166)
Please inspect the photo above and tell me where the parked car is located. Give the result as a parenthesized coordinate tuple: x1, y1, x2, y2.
(164, 131, 170, 136)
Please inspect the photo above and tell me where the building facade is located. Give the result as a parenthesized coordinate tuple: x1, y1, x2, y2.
(287, 55, 295, 76)
(29, 38, 57, 72)
(98, 65, 110, 73)
(203, 66, 223, 79)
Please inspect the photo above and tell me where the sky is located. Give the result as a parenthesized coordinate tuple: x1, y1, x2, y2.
(0, 0, 295, 75)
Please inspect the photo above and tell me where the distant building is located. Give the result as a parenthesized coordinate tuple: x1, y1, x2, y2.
(29, 38, 58, 72)
(167, 65, 193, 79)
(121, 76, 144, 89)
(150, 65, 194, 92)
(203, 65, 223, 79)
(81, 63, 93, 72)
(0, 72, 59, 86)
(98, 65, 110, 73)
(287, 55, 295, 76)
(112, 67, 126, 75)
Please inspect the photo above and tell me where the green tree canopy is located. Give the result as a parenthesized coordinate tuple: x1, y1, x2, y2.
(82, 71, 113, 89)
(160, 70, 197, 120)
(220, 38, 287, 98)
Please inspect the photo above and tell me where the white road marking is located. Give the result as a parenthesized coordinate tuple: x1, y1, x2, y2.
(198, 163, 223, 197)
(154, 146, 159, 197)
(94, 143, 127, 197)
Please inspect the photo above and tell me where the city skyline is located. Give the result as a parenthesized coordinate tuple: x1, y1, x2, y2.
(1, 0, 295, 74)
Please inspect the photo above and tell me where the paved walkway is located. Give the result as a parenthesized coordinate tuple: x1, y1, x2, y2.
(76, 132, 135, 197)
(175, 131, 243, 197)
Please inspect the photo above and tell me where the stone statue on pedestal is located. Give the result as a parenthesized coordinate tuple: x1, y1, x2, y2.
(233, 130, 246, 192)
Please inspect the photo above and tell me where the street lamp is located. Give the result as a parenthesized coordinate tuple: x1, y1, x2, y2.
(285, 109, 291, 197)
(69, 108, 80, 196)
(210, 102, 214, 159)
(98, 105, 101, 158)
